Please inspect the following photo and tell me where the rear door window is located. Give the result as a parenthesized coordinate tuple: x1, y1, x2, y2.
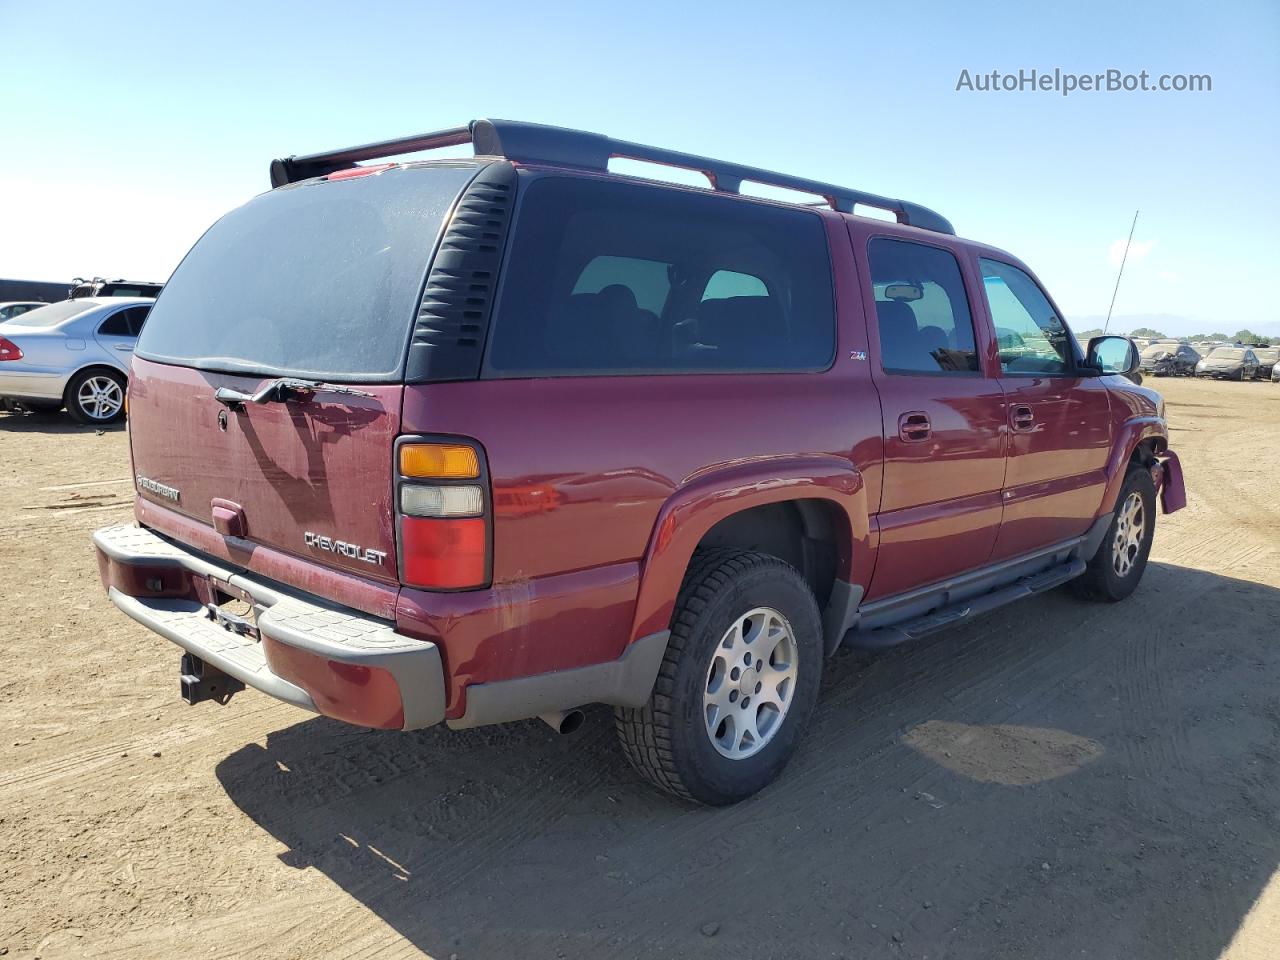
(867, 239, 979, 375)
(486, 176, 834, 375)
(135, 163, 481, 381)
(98, 310, 133, 336)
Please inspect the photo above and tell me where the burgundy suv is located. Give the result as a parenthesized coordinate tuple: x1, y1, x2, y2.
(94, 120, 1185, 804)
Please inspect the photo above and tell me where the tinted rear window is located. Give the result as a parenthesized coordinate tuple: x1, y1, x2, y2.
(136, 163, 480, 381)
(486, 176, 834, 375)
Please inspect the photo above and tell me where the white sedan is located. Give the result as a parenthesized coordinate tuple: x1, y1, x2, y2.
(0, 297, 154, 423)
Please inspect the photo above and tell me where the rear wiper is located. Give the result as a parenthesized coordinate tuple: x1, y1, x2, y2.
(214, 377, 374, 409)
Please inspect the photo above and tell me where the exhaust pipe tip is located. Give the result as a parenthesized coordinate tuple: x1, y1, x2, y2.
(539, 709, 586, 735)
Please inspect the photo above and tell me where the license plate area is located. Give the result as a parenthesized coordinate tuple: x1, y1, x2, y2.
(202, 578, 260, 640)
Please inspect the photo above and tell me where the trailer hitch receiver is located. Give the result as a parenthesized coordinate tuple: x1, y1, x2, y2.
(179, 653, 245, 706)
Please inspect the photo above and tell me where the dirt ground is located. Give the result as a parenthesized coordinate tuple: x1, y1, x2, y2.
(1, 376, 1277, 960)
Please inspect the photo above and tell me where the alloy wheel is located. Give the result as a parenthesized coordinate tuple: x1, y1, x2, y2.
(703, 607, 799, 760)
(1112, 490, 1146, 578)
(76, 376, 123, 421)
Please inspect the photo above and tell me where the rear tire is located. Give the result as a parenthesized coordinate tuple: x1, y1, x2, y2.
(1072, 466, 1156, 602)
(615, 549, 823, 805)
(66, 369, 126, 424)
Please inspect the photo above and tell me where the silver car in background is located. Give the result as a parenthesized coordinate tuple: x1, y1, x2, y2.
(0, 301, 47, 322)
(0, 297, 153, 423)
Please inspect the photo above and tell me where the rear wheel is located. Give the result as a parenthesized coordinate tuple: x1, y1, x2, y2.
(615, 549, 822, 805)
(1072, 466, 1156, 602)
(66, 369, 126, 424)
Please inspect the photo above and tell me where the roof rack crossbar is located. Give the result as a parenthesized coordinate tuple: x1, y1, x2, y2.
(269, 119, 954, 235)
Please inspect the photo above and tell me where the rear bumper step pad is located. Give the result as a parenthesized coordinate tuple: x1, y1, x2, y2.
(94, 524, 446, 730)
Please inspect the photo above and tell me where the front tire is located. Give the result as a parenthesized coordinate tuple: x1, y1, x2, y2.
(1072, 466, 1156, 602)
(66, 369, 126, 424)
(615, 549, 823, 805)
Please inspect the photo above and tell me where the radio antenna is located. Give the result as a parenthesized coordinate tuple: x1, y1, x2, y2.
(1104, 209, 1140, 334)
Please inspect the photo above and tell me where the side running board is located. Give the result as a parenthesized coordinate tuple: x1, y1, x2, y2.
(848, 558, 1086, 650)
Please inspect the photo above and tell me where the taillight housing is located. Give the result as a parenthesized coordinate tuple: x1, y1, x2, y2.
(395, 438, 490, 590)
(0, 337, 23, 361)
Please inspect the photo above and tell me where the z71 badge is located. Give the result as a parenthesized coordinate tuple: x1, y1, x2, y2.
(303, 531, 388, 566)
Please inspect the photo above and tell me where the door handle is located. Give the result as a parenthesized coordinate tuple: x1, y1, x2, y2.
(1011, 403, 1035, 432)
(898, 411, 932, 442)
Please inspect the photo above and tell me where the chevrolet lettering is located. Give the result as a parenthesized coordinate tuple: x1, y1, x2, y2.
(303, 532, 388, 566)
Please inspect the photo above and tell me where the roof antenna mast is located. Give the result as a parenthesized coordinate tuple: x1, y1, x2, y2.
(1104, 209, 1140, 334)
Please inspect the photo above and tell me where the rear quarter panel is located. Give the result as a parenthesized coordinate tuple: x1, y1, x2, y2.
(398, 215, 882, 670)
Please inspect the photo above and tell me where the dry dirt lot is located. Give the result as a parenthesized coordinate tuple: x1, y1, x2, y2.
(1, 376, 1277, 960)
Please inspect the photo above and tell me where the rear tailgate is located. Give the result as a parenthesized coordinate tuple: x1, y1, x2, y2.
(128, 357, 402, 585)
(124, 161, 486, 598)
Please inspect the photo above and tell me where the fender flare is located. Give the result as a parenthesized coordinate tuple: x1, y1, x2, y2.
(1100, 416, 1167, 509)
(627, 455, 870, 649)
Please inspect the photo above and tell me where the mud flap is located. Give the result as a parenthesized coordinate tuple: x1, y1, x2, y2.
(1156, 451, 1186, 514)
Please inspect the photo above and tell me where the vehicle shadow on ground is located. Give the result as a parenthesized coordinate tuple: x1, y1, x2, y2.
(0, 410, 124, 433)
(216, 562, 1280, 960)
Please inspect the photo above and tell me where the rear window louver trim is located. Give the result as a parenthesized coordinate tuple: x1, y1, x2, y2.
(405, 163, 516, 382)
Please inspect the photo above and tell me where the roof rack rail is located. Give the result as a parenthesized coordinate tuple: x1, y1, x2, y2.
(269, 119, 954, 235)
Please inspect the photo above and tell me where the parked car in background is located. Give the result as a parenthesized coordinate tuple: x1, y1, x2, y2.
(91, 119, 1184, 805)
(1251, 347, 1279, 379)
(1195, 346, 1260, 380)
(70, 277, 164, 299)
(0, 297, 152, 422)
(1138, 342, 1199, 376)
(0, 301, 46, 323)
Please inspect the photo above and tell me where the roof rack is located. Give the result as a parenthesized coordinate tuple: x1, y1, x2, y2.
(269, 119, 954, 235)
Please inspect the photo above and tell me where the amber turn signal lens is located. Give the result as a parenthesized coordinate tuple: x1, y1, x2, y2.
(399, 443, 479, 479)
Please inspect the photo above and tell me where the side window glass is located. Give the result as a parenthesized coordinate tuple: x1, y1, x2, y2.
(980, 259, 1074, 375)
(487, 176, 835, 375)
(98, 311, 132, 336)
(867, 238, 979, 375)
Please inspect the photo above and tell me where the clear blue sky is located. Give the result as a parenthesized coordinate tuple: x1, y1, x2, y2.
(2, 0, 1277, 335)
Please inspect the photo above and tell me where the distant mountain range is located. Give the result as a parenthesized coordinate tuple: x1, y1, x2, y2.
(1068, 313, 1280, 338)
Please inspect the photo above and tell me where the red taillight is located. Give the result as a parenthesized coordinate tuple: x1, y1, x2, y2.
(0, 337, 22, 361)
(401, 516, 487, 589)
(396, 439, 490, 590)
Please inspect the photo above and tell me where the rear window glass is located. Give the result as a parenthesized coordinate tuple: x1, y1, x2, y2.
(6, 300, 95, 327)
(136, 163, 480, 381)
(1209, 348, 1245, 359)
(486, 176, 834, 375)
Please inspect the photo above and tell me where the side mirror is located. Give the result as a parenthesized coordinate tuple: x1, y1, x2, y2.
(1086, 335, 1139, 377)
